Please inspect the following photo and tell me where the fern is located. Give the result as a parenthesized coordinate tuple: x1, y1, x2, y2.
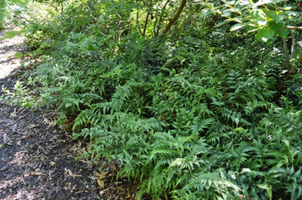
(15, 6, 302, 199)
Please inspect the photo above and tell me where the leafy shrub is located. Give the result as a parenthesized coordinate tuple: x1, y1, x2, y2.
(7, 0, 302, 199)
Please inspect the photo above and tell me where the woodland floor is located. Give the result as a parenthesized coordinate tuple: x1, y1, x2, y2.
(0, 29, 146, 200)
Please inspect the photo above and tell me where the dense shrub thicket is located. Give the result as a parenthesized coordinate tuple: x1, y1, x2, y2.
(3, 0, 302, 199)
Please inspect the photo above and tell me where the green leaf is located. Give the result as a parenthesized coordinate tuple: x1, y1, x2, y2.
(257, 19, 267, 26)
(0, 30, 25, 40)
(276, 28, 289, 38)
(272, 0, 286, 3)
(14, 52, 23, 59)
(222, 9, 232, 17)
(192, 118, 215, 135)
(169, 158, 185, 167)
(225, 17, 243, 23)
(257, 183, 269, 190)
(255, 0, 286, 6)
(263, 10, 281, 21)
(230, 23, 247, 31)
(214, 21, 228, 28)
(40, 42, 52, 49)
(257, 183, 272, 199)
(256, 28, 275, 42)
(241, 168, 251, 173)
(268, 20, 283, 30)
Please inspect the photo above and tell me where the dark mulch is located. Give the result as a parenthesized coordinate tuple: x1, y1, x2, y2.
(0, 29, 148, 200)
(0, 102, 100, 200)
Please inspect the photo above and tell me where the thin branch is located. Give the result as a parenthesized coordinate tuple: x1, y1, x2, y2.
(299, 52, 302, 64)
(290, 31, 295, 59)
(162, 0, 187, 36)
(282, 38, 291, 70)
(153, 9, 158, 36)
(260, 46, 267, 64)
(155, 0, 170, 36)
(142, 12, 150, 36)
(284, 26, 302, 30)
(136, 10, 143, 36)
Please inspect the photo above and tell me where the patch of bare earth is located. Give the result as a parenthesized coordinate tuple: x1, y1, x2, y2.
(0, 30, 25, 79)
(0, 29, 150, 200)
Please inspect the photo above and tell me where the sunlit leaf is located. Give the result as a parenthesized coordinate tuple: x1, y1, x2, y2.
(263, 10, 280, 21)
(0, 30, 25, 40)
(255, 0, 286, 6)
(230, 23, 247, 31)
(283, 6, 292, 11)
(241, 168, 251, 173)
(222, 9, 232, 17)
(225, 17, 243, 23)
(257, 19, 267, 26)
(14, 52, 23, 59)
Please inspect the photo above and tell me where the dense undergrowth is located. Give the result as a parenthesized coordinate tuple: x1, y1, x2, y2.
(2, 0, 302, 199)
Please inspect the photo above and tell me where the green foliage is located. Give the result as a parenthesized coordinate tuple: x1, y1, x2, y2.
(203, 0, 295, 42)
(5, 0, 302, 199)
(0, 29, 25, 39)
(0, 0, 31, 29)
(24, 32, 302, 199)
(0, 0, 5, 29)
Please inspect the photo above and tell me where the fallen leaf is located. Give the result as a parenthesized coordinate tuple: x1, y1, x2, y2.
(3, 133, 11, 144)
(97, 179, 105, 188)
(99, 188, 110, 195)
(115, 186, 125, 191)
(12, 124, 17, 132)
(31, 172, 46, 176)
(10, 108, 17, 117)
(96, 171, 108, 180)
(70, 184, 77, 193)
(29, 124, 39, 129)
(66, 168, 82, 178)
(19, 135, 29, 140)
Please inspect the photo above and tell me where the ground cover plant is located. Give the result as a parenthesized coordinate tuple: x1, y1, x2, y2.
(2, 0, 302, 199)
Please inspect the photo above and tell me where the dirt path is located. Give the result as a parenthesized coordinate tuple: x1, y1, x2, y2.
(0, 29, 143, 200)
(0, 30, 103, 200)
(0, 30, 25, 79)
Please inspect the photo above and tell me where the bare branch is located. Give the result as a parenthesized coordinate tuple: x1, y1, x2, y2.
(284, 26, 302, 30)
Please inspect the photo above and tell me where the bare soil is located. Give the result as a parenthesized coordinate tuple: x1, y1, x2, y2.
(0, 29, 146, 200)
